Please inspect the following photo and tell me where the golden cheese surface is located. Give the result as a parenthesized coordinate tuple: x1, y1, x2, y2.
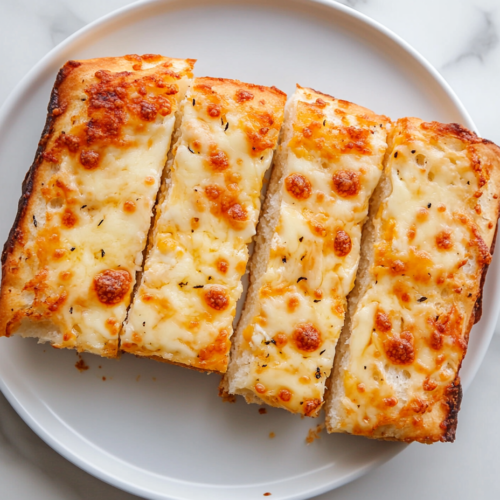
(0, 55, 194, 357)
(329, 118, 500, 441)
(227, 86, 389, 415)
(123, 77, 286, 372)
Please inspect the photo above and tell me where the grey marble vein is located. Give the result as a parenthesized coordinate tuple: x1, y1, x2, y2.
(35, 0, 86, 47)
(443, 10, 499, 68)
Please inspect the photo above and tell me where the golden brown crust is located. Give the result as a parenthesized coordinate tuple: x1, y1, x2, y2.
(297, 84, 390, 123)
(198, 76, 287, 100)
(442, 210, 499, 441)
(124, 344, 221, 374)
(0, 61, 80, 340)
(400, 120, 500, 443)
(1, 61, 74, 267)
(440, 376, 462, 442)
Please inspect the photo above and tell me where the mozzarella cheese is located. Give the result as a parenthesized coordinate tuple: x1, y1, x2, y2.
(225, 87, 389, 416)
(0, 55, 194, 357)
(122, 78, 286, 372)
(327, 118, 500, 442)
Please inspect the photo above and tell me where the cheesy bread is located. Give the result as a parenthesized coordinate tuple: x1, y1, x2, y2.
(122, 77, 286, 372)
(0, 55, 195, 357)
(325, 118, 500, 442)
(221, 86, 390, 416)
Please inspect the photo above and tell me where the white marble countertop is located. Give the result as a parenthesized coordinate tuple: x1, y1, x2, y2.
(1, 0, 500, 498)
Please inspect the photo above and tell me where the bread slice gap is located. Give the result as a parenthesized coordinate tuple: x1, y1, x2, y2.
(221, 86, 390, 416)
(325, 118, 500, 442)
(0, 55, 195, 357)
(122, 78, 287, 373)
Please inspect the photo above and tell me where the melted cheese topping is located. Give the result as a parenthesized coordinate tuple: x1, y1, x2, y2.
(332, 118, 498, 441)
(123, 78, 286, 372)
(227, 87, 389, 415)
(0, 55, 194, 357)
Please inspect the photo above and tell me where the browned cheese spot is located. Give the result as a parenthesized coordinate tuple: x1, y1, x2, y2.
(333, 230, 352, 256)
(304, 398, 322, 417)
(105, 317, 120, 335)
(293, 323, 322, 352)
(235, 89, 254, 103)
(60, 270, 72, 281)
(207, 103, 221, 117)
(436, 230, 453, 250)
(93, 269, 132, 305)
(279, 389, 292, 402)
(383, 331, 415, 365)
(226, 203, 248, 222)
(391, 260, 406, 275)
(410, 398, 428, 414)
(80, 149, 100, 169)
(139, 100, 158, 121)
(53, 249, 66, 259)
(273, 332, 288, 348)
(287, 295, 300, 312)
(62, 209, 77, 228)
(423, 377, 438, 391)
(43, 150, 60, 163)
(209, 149, 229, 171)
(310, 220, 326, 237)
(332, 170, 360, 197)
(375, 311, 392, 332)
(255, 383, 266, 394)
(302, 127, 313, 138)
(198, 329, 229, 362)
(383, 397, 398, 407)
(83, 67, 176, 148)
(205, 184, 222, 200)
(59, 133, 80, 152)
(430, 330, 443, 350)
(204, 286, 229, 311)
(285, 173, 312, 200)
(123, 200, 136, 213)
(216, 258, 229, 274)
(416, 207, 429, 222)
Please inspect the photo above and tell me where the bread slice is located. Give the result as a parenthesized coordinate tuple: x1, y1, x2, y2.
(122, 78, 286, 373)
(325, 118, 500, 442)
(220, 86, 390, 416)
(0, 55, 195, 357)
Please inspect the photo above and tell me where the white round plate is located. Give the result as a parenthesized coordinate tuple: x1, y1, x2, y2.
(1, 1, 498, 499)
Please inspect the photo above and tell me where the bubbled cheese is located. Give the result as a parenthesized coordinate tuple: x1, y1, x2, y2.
(0, 55, 194, 357)
(123, 78, 286, 372)
(226, 86, 389, 415)
(329, 118, 499, 442)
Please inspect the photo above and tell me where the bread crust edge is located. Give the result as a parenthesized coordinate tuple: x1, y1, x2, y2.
(1, 62, 76, 269)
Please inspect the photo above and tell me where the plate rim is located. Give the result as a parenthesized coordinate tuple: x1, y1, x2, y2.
(0, 1, 494, 499)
